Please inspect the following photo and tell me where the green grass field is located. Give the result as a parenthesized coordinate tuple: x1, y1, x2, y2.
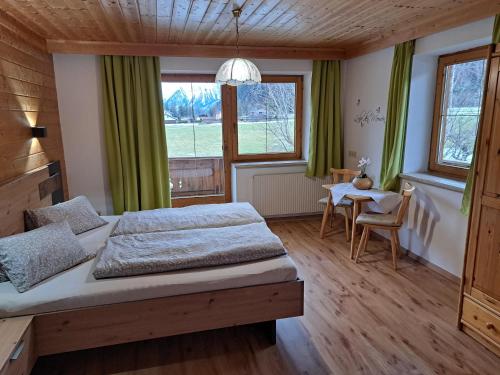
(166, 121, 295, 158)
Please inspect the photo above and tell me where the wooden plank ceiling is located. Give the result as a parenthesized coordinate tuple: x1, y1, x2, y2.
(1, 0, 500, 58)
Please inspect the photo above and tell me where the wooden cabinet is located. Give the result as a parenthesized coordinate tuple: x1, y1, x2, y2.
(0, 317, 36, 375)
(459, 50, 500, 356)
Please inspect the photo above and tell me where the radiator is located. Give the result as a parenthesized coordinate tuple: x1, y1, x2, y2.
(252, 173, 331, 217)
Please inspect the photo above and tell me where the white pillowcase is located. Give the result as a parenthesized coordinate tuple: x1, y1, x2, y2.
(0, 221, 91, 293)
(26, 196, 107, 235)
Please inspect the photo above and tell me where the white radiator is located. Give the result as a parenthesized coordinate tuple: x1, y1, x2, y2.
(252, 173, 330, 217)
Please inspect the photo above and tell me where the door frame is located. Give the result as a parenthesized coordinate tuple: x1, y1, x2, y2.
(161, 74, 233, 206)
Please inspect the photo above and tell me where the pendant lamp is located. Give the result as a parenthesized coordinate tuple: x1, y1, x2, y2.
(215, 7, 261, 86)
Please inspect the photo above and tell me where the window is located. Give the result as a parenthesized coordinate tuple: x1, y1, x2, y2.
(429, 47, 488, 178)
(161, 74, 303, 202)
(233, 75, 303, 160)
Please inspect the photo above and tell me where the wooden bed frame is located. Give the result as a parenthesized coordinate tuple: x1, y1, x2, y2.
(0, 162, 304, 375)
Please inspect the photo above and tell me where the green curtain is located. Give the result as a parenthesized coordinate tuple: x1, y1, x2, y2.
(494, 15, 500, 44)
(379, 40, 415, 191)
(461, 15, 500, 215)
(101, 55, 171, 214)
(306, 60, 343, 177)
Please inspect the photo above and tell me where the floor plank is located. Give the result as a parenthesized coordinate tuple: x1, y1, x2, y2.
(32, 216, 500, 375)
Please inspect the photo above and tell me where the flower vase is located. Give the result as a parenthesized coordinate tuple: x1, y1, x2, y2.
(352, 175, 373, 190)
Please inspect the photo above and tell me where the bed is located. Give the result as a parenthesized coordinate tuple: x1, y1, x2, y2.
(0, 162, 304, 373)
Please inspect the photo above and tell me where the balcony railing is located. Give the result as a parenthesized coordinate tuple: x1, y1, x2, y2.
(169, 157, 224, 197)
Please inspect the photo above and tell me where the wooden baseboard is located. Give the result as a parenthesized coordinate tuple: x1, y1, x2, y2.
(265, 213, 323, 222)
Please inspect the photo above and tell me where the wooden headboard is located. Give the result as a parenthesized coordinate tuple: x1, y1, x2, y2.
(0, 161, 64, 237)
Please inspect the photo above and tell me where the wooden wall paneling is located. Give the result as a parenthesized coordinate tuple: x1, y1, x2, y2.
(330, 0, 434, 47)
(223, 0, 264, 43)
(156, 0, 175, 43)
(96, 0, 130, 42)
(0, 8, 49, 49)
(3, 1, 500, 58)
(0, 10, 67, 197)
(167, 0, 193, 43)
(198, 0, 237, 46)
(45, 40, 346, 59)
(117, 0, 144, 42)
(80, 0, 117, 42)
(345, 1, 500, 58)
(255, 0, 319, 46)
(284, 0, 385, 46)
(0, 165, 51, 236)
(178, 0, 212, 45)
(248, 0, 323, 46)
(180, 1, 219, 44)
(137, 0, 158, 43)
(231, 0, 297, 46)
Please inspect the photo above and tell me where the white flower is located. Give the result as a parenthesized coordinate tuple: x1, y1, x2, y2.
(357, 157, 371, 168)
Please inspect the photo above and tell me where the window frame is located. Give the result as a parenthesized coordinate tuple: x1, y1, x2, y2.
(229, 75, 303, 162)
(429, 46, 489, 179)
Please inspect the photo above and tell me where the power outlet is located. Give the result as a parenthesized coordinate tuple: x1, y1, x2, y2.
(348, 150, 357, 158)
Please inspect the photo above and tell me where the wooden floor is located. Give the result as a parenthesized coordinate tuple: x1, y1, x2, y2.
(32, 216, 500, 375)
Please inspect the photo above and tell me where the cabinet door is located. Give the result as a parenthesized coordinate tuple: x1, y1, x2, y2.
(484, 77, 500, 196)
(472, 205, 500, 300)
(462, 56, 499, 295)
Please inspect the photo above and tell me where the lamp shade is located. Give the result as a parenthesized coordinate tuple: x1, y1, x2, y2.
(215, 58, 261, 86)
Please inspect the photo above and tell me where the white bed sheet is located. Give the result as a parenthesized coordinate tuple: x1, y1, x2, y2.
(0, 216, 298, 318)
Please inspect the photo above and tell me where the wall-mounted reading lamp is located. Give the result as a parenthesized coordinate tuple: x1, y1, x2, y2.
(31, 126, 47, 138)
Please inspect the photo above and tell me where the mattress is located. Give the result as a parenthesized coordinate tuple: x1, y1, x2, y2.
(0, 216, 298, 318)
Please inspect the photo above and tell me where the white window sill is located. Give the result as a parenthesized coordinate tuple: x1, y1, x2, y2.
(232, 160, 307, 169)
(399, 172, 465, 193)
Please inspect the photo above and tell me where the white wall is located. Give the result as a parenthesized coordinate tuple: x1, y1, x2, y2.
(342, 17, 494, 276)
(343, 47, 394, 186)
(53, 55, 313, 215)
(399, 178, 468, 275)
(53, 54, 113, 215)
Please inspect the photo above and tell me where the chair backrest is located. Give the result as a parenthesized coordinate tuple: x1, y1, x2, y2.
(330, 168, 361, 184)
(395, 183, 415, 225)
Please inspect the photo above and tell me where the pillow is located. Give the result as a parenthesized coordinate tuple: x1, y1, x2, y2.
(26, 196, 106, 235)
(0, 221, 91, 293)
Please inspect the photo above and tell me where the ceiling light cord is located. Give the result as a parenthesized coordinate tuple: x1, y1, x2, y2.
(215, 3, 261, 86)
(233, 8, 241, 57)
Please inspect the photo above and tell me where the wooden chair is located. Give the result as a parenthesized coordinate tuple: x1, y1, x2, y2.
(319, 168, 361, 241)
(354, 183, 415, 270)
